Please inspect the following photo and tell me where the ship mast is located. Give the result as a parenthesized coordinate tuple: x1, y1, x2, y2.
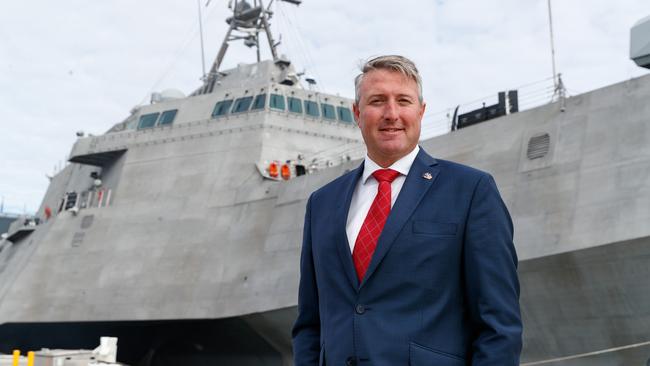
(200, 0, 301, 94)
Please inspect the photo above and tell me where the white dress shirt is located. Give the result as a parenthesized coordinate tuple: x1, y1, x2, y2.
(346, 145, 420, 252)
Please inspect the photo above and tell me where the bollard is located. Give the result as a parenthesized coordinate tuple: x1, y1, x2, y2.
(27, 351, 34, 366)
(11, 350, 20, 366)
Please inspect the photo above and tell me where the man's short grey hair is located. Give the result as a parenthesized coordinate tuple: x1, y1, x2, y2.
(354, 55, 423, 104)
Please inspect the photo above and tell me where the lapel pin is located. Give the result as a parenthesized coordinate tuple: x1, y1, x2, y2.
(423, 172, 432, 180)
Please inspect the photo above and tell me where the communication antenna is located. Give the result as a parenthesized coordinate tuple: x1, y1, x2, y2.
(198, 0, 209, 80)
(547, 0, 558, 88)
(547, 0, 566, 110)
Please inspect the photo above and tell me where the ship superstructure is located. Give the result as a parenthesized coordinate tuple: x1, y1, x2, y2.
(0, 2, 362, 364)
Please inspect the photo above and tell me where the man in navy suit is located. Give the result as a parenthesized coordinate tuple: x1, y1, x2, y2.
(292, 55, 522, 366)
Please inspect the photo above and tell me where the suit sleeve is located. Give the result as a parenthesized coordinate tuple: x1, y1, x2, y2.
(463, 173, 522, 365)
(292, 194, 321, 366)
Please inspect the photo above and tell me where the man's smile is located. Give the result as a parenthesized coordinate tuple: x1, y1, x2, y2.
(379, 127, 404, 132)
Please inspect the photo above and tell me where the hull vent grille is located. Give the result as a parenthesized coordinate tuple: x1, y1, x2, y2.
(527, 133, 550, 160)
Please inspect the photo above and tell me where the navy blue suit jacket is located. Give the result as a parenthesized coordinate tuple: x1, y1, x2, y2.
(292, 148, 522, 366)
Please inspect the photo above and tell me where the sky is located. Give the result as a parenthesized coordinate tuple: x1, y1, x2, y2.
(1, 0, 649, 214)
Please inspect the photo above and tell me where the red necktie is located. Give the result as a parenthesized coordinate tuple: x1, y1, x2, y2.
(352, 168, 401, 282)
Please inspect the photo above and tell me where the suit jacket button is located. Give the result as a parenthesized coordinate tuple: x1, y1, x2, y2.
(346, 357, 357, 366)
(355, 304, 366, 314)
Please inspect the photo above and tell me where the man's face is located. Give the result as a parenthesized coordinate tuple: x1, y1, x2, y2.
(353, 69, 426, 167)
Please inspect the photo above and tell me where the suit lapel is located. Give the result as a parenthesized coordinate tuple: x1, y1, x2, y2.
(360, 149, 440, 289)
(334, 163, 365, 291)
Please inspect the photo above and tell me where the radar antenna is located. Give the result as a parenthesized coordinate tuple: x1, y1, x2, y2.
(200, 0, 301, 94)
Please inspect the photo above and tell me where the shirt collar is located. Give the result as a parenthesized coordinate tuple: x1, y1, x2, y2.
(362, 145, 420, 184)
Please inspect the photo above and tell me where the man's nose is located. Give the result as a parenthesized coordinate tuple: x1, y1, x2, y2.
(382, 100, 399, 121)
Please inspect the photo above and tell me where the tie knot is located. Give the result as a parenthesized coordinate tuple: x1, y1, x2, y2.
(372, 169, 400, 183)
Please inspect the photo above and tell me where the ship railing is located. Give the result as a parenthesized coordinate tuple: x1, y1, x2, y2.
(421, 76, 561, 140)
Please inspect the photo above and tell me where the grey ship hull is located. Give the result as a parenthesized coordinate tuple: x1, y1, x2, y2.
(426, 74, 650, 365)
(1, 71, 649, 365)
(519, 236, 650, 365)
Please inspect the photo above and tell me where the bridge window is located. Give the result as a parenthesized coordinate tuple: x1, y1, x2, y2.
(288, 97, 303, 114)
(337, 106, 353, 123)
(322, 103, 336, 120)
(270, 94, 285, 110)
(304, 101, 319, 117)
(158, 109, 178, 125)
(138, 113, 159, 129)
(232, 96, 254, 113)
(212, 99, 234, 117)
(251, 94, 266, 110)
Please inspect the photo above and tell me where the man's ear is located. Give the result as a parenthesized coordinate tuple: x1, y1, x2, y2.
(353, 102, 361, 127)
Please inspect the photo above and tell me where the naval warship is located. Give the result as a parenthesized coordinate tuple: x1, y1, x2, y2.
(1, 1, 649, 365)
